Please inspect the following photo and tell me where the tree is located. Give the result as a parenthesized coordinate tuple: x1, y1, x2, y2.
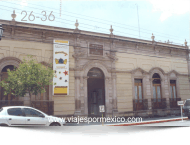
(0, 55, 54, 105)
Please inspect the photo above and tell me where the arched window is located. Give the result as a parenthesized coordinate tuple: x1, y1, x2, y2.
(2, 65, 16, 72)
(152, 73, 161, 102)
(87, 68, 104, 79)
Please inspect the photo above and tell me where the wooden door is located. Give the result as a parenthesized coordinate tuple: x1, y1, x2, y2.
(134, 79, 143, 110)
(153, 84, 162, 108)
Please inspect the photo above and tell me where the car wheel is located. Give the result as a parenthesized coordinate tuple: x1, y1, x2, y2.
(50, 123, 61, 126)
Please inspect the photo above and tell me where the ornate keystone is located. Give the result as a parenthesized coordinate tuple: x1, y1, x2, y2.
(11, 10, 16, 21)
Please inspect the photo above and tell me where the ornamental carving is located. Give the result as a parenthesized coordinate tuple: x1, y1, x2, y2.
(83, 76, 89, 80)
(106, 53, 118, 61)
(72, 51, 86, 59)
(130, 67, 148, 75)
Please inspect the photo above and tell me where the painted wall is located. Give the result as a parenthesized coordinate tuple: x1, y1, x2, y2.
(115, 53, 188, 74)
(116, 73, 133, 113)
(115, 52, 190, 113)
(0, 39, 76, 116)
(178, 76, 190, 101)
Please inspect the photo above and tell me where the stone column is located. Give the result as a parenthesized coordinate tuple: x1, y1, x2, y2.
(147, 77, 152, 110)
(83, 76, 89, 116)
(80, 77, 85, 115)
(105, 77, 111, 117)
(164, 76, 170, 109)
(74, 76, 81, 116)
(111, 73, 118, 116)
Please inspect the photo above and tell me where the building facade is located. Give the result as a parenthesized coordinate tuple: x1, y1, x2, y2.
(0, 19, 190, 118)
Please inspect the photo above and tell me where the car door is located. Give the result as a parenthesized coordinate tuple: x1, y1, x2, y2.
(6, 108, 26, 126)
(23, 108, 47, 126)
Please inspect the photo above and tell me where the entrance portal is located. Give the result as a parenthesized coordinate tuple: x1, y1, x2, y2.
(87, 68, 105, 117)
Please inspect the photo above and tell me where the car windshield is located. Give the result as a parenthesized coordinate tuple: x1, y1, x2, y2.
(184, 100, 190, 106)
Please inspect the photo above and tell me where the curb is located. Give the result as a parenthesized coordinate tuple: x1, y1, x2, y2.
(108, 117, 188, 126)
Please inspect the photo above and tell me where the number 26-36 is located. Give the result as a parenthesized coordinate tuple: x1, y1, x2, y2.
(21, 11, 55, 21)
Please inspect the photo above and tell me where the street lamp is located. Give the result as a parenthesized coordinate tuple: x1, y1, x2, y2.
(0, 24, 4, 40)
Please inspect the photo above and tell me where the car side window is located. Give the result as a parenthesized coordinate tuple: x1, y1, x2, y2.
(7, 108, 23, 116)
(23, 108, 43, 117)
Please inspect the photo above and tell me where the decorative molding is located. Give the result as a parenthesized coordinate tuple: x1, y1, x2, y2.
(149, 67, 165, 75)
(82, 60, 109, 73)
(0, 57, 22, 64)
(167, 70, 180, 76)
(1, 19, 187, 50)
(106, 53, 118, 61)
(105, 77, 111, 81)
(130, 67, 148, 74)
(83, 76, 89, 80)
(72, 51, 86, 59)
(111, 70, 131, 73)
(112, 67, 188, 76)
(0, 57, 22, 72)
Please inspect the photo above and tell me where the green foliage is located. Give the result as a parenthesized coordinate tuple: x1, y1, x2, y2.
(0, 55, 54, 98)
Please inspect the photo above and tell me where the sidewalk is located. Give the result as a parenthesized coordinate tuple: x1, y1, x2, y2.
(65, 115, 189, 126)
(107, 116, 188, 126)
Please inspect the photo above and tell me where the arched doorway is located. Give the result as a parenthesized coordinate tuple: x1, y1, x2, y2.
(0, 65, 18, 101)
(87, 67, 105, 117)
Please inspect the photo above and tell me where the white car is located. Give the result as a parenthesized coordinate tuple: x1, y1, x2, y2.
(0, 106, 66, 126)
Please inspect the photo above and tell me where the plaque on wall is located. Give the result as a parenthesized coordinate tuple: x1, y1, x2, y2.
(89, 44, 103, 55)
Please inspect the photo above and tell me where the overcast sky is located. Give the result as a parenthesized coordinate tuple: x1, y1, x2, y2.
(0, 0, 189, 46)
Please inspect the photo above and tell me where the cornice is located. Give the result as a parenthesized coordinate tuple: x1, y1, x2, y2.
(0, 19, 187, 50)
